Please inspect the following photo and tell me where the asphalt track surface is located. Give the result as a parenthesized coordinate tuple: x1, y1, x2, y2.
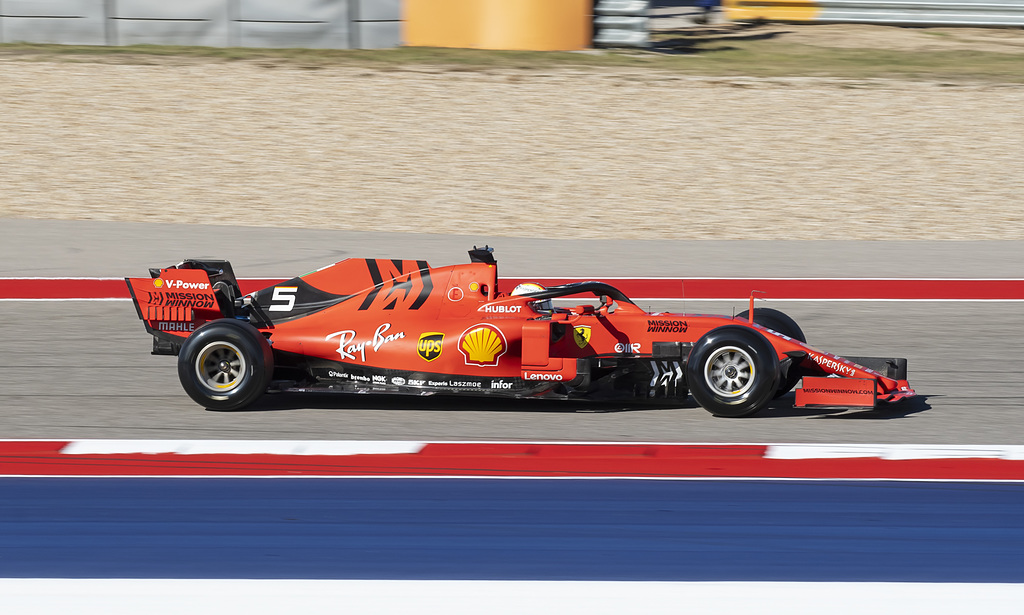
(3, 477, 1022, 582)
(2, 219, 1023, 443)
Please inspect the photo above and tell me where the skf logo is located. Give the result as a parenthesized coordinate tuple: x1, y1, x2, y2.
(458, 324, 507, 367)
(573, 325, 591, 349)
(153, 278, 164, 288)
(417, 332, 445, 362)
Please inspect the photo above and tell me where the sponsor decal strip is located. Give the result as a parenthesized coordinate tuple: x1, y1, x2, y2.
(1, 441, 1023, 479)
(2, 278, 1024, 301)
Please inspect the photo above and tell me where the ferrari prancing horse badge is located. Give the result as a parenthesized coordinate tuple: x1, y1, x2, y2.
(573, 325, 591, 348)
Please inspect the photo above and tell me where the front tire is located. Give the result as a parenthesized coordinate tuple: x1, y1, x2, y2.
(177, 319, 273, 411)
(686, 325, 780, 417)
(736, 307, 805, 397)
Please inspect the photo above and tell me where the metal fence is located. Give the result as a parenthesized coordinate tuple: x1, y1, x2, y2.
(594, 0, 651, 47)
(0, 0, 402, 48)
(726, 0, 1024, 26)
(817, 0, 1024, 26)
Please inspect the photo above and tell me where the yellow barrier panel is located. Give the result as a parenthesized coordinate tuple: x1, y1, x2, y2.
(404, 0, 592, 51)
(723, 0, 820, 22)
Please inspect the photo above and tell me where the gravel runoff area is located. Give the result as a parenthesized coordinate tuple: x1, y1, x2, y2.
(2, 58, 1023, 240)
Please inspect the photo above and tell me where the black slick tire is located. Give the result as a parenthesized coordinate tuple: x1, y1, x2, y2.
(686, 325, 780, 418)
(177, 319, 273, 411)
(736, 307, 805, 398)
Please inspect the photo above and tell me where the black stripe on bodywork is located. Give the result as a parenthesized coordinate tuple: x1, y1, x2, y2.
(410, 260, 432, 309)
(252, 277, 353, 324)
(358, 260, 386, 310)
(358, 259, 432, 311)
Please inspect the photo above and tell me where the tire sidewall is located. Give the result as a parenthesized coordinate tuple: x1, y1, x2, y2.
(736, 307, 805, 398)
(686, 325, 780, 417)
(736, 307, 805, 343)
(177, 319, 272, 411)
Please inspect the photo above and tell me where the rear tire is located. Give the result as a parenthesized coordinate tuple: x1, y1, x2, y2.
(177, 319, 273, 411)
(686, 325, 780, 417)
(737, 307, 805, 397)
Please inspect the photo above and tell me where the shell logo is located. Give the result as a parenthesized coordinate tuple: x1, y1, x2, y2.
(458, 323, 507, 367)
(153, 278, 164, 288)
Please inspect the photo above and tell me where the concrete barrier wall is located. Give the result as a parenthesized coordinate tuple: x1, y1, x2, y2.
(0, 0, 400, 48)
(1, 0, 107, 45)
(725, 0, 1024, 26)
(235, 0, 350, 49)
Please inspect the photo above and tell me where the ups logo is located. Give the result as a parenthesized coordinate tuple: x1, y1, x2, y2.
(417, 332, 445, 362)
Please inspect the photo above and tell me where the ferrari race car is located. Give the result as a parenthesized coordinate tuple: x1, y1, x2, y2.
(126, 247, 915, 417)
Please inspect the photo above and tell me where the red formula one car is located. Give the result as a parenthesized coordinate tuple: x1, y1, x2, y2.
(126, 247, 915, 416)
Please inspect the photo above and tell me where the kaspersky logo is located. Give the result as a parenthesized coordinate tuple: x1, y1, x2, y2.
(417, 332, 444, 362)
(458, 324, 507, 367)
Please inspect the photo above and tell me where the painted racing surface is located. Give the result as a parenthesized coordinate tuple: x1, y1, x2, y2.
(2, 476, 1022, 582)
(5, 440, 1024, 480)
(3, 440, 1022, 613)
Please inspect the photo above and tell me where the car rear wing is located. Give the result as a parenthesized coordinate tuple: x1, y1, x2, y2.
(125, 259, 241, 355)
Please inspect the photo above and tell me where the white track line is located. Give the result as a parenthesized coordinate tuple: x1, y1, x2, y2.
(60, 440, 426, 456)
(35, 440, 1024, 460)
(1, 580, 1022, 615)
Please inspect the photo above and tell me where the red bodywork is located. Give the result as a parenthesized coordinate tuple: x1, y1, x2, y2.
(126, 251, 914, 413)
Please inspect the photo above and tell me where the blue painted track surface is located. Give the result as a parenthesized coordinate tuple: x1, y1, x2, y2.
(2, 478, 1022, 582)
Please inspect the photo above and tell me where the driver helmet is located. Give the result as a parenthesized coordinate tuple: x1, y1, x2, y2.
(511, 282, 553, 313)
